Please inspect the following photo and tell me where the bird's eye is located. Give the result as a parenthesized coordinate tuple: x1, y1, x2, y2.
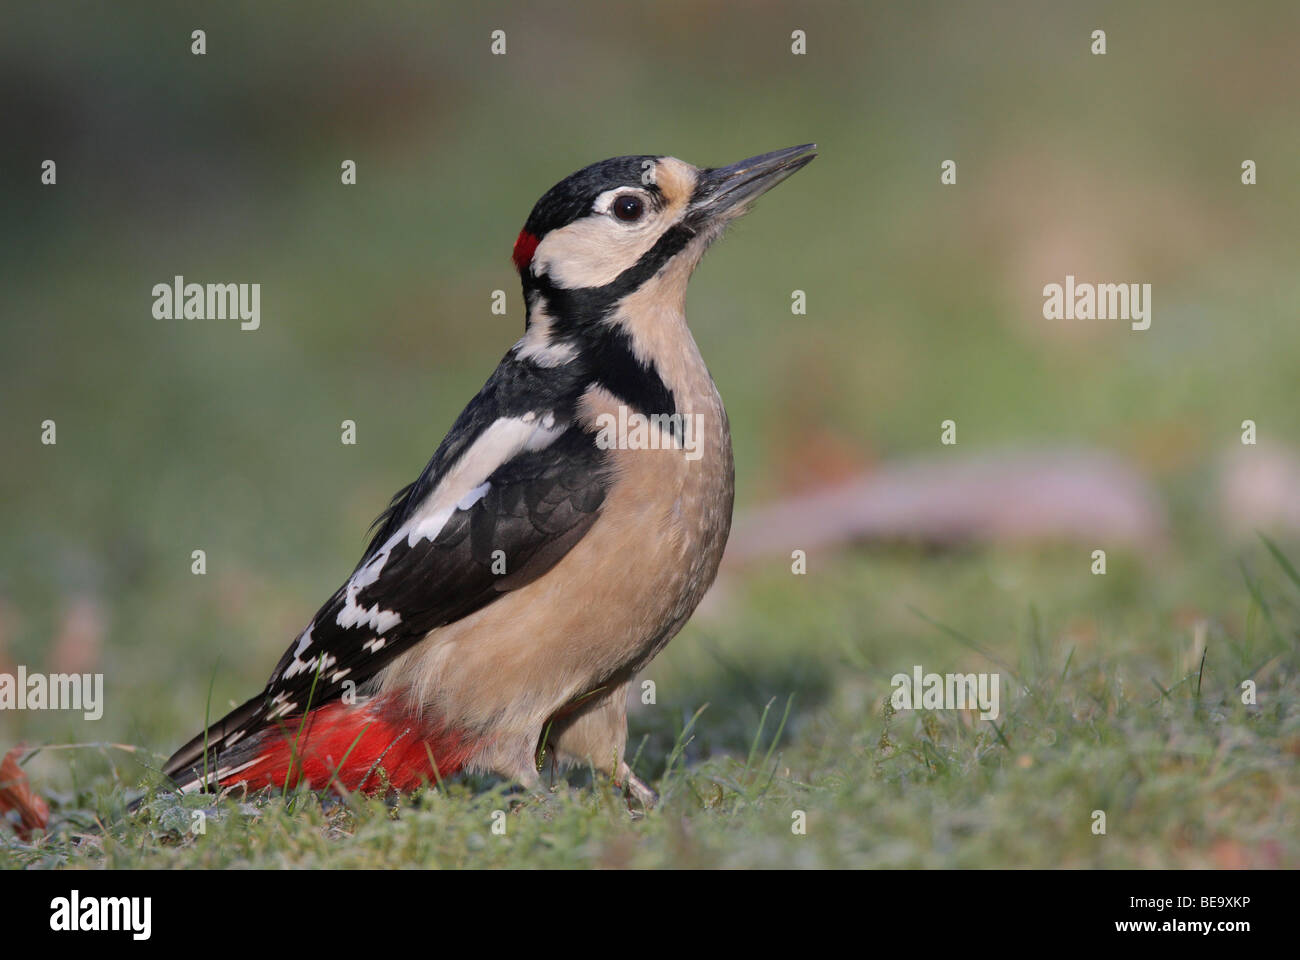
(612, 194, 645, 223)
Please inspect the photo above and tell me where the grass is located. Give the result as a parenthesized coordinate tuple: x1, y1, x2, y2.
(4, 536, 1297, 869)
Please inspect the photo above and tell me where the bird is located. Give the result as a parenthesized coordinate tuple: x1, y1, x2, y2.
(157, 144, 816, 808)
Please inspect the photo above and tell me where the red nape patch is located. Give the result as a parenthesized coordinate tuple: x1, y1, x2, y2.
(512, 229, 540, 271)
(224, 700, 477, 794)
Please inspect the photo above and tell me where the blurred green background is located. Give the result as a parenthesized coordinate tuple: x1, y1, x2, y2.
(2, 1, 1299, 866)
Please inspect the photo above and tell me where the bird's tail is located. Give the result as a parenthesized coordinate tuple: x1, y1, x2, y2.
(157, 696, 475, 797)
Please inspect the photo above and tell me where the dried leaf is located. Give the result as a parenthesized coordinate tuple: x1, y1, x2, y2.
(0, 744, 50, 839)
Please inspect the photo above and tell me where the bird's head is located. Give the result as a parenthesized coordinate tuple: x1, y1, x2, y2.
(512, 145, 816, 320)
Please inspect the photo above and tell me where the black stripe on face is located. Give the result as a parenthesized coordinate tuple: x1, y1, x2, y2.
(522, 225, 696, 432)
(527, 222, 696, 327)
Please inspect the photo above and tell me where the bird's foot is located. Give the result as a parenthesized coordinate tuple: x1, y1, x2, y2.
(616, 764, 658, 817)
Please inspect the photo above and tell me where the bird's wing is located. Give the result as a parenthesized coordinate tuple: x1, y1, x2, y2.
(264, 422, 608, 713)
(162, 378, 611, 781)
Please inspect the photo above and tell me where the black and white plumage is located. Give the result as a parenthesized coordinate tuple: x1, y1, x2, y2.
(159, 145, 816, 803)
(163, 364, 612, 781)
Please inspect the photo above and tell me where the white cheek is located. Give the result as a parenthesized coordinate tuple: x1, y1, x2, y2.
(532, 214, 663, 289)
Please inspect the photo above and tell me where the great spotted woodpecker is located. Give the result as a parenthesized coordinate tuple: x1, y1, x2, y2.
(160, 145, 816, 807)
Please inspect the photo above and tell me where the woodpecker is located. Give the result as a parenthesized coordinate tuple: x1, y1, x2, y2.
(159, 144, 816, 808)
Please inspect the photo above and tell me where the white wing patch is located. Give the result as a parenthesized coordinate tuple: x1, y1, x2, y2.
(399, 414, 566, 546)
(181, 756, 266, 794)
(334, 592, 403, 634)
(278, 414, 568, 688)
(281, 626, 347, 682)
(266, 691, 297, 721)
(457, 481, 491, 511)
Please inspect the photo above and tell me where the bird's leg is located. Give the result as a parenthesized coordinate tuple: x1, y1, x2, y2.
(549, 681, 658, 815)
(615, 760, 658, 813)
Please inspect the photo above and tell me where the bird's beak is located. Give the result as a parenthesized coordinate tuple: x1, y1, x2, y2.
(689, 143, 817, 223)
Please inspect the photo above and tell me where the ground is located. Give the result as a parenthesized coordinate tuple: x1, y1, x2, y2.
(4, 538, 1298, 868)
